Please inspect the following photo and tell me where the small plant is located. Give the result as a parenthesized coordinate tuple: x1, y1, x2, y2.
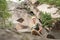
(0, 0, 11, 28)
(40, 12, 53, 28)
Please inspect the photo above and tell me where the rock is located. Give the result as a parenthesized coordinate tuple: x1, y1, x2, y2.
(7, 0, 60, 39)
(48, 21, 60, 39)
(17, 29, 31, 33)
(47, 34, 55, 39)
(52, 20, 60, 31)
(0, 29, 49, 40)
(7, 1, 42, 33)
(7, 1, 19, 11)
(48, 31, 60, 39)
(37, 4, 58, 14)
(1, 29, 59, 40)
(15, 23, 31, 33)
(29, 0, 38, 4)
(37, 4, 60, 18)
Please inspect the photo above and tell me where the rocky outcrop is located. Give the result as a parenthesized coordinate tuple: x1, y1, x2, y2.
(7, 0, 41, 26)
(7, 0, 60, 39)
(7, 1, 41, 33)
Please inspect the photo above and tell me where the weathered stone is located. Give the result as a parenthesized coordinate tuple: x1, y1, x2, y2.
(7, 1, 42, 32)
(0, 29, 57, 40)
(37, 4, 60, 18)
(2, 0, 60, 40)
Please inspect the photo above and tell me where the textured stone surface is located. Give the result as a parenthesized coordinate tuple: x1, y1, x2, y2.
(0, 29, 56, 40)
(37, 4, 60, 18)
(7, 0, 60, 40)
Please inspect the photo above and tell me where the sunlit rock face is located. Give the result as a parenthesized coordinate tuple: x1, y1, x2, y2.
(7, 1, 31, 26)
(37, 4, 58, 14)
(37, 4, 60, 18)
(7, 1, 43, 32)
(7, 1, 18, 11)
(7, 1, 19, 23)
